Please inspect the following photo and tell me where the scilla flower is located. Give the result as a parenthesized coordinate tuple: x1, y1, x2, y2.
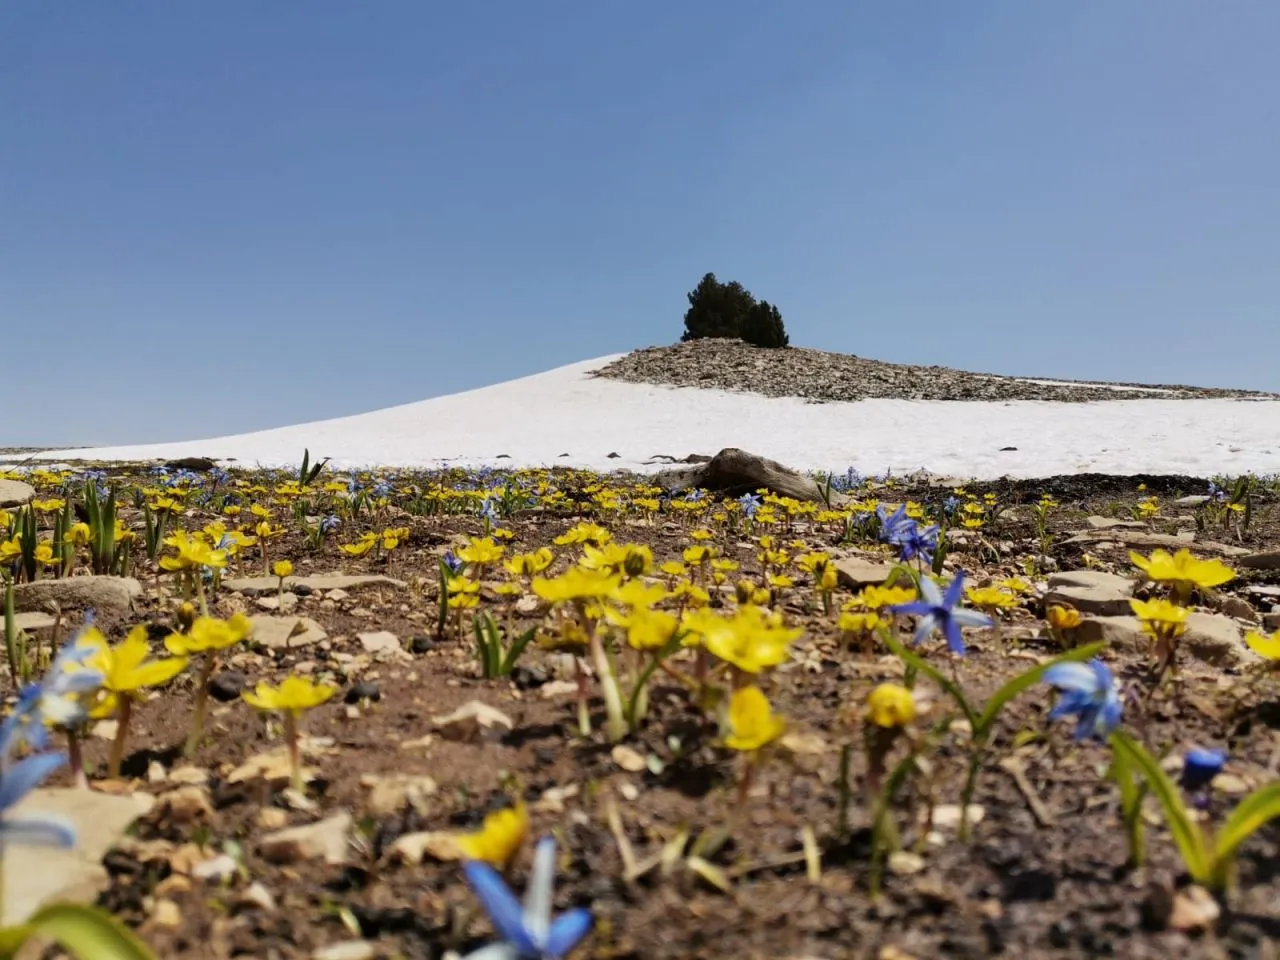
(462, 837, 592, 960)
(1041, 658, 1122, 741)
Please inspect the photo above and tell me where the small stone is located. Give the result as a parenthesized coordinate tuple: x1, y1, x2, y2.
(888, 851, 926, 875)
(1168, 885, 1220, 932)
(169, 766, 209, 786)
(611, 745, 646, 773)
(932, 804, 985, 831)
(147, 761, 167, 784)
(237, 881, 277, 911)
(432, 701, 513, 742)
(357, 630, 402, 655)
(515, 595, 540, 615)
(1085, 516, 1147, 530)
(249, 615, 329, 651)
(510, 665, 548, 690)
(345, 681, 382, 704)
(327, 588, 351, 603)
(192, 853, 239, 882)
(409, 635, 434, 654)
(255, 593, 299, 614)
(312, 942, 376, 960)
(1239, 550, 1280, 570)
(386, 830, 463, 864)
(257, 808, 289, 830)
(208, 670, 246, 702)
(156, 785, 214, 825)
(1212, 772, 1251, 795)
(618, 782, 640, 802)
(834, 558, 897, 590)
(1220, 596, 1259, 623)
(538, 680, 579, 700)
(260, 813, 351, 865)
(149, 898, 183, 929)
(12, 575, 143, 615)
(364, 774, 438, 818)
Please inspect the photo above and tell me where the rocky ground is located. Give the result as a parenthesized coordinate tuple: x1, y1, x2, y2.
(2, 464, 1279, 960)
(593, 339, 1279, 404)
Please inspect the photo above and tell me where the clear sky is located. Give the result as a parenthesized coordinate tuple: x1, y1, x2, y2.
(4, 3, 1278, 446)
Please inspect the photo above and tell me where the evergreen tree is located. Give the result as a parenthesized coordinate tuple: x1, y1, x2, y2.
(740, 299, 789, 348)
(681, 272, 789, 347)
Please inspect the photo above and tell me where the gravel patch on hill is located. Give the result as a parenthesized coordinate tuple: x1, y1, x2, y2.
(593, 339, 1277, 403)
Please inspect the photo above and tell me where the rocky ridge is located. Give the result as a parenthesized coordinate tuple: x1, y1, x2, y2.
(593, 338, 1278, 404)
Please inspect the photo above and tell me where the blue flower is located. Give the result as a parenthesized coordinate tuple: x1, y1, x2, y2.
(876, 504, 912, 545)
(0, 753, 77, 849)
(320, 515, 341, 534)
(443, 551, 465, 576)
(479, 498, 500, 524)
(737, 493, 762, 519)
(463, 837, 592, 960)
(1041, 659, 1123, 742)
(898, 523, 939, 566)
(890, 572, 992, 655)
(1181, 747, 1226, 792)
(0, 632, 103, 761)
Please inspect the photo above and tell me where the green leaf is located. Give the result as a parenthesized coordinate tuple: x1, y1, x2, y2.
(1212, 782, 1280, 881)
(626, 629, 686, 729)
(11, 903, 156, 960)
(1109, 731, 1212, 884)
(500, 625, 538, 675)
(878, 627, 977, 730)
(974, 642, 1104, 739)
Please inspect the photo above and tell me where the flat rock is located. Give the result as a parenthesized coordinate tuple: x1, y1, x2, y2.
(385, 830, 463, 864)
(0, 478, 34, 507)
(255, 593, 299, 614)
(312, 942, 377, 960)
(357, 630, 402, 655)
(223, 573, 406, 597)
(432, 701, 513, 742)
(1075, 612, 1253, 667)
(653, 447, 830, 504)
(1239, 550, 1280, 571)
(1062, 530, 1249, 557)
(260, 812, 351, 865)
(4, 787, 155, 926)
(1084, 516, 1148, 530)
(834, 557, 897, 590)
(1044, 570, 1136, 616)
(1219, 596, 1259, 623)
(12, 575, 142, 614)
(11, 611, 57, 637)
(362, 774, 438, 817)
(249, 615, 328, 650)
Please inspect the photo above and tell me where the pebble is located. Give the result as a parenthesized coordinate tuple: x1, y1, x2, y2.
(312, 942, 376, 960)
(511, 665, 548, 690)
(409, 635, 435, 654)
(887, 851, 926, 876)
(345, 681, 382, 704)
(611, 745, 646, 773)
(209, 670, 247, 702)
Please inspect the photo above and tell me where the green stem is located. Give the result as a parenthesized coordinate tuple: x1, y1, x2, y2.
(959, 752, 983, 842)
(107, 697, 133, 779)
(184, 656, 216, 757)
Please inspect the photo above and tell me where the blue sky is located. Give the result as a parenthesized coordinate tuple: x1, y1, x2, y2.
(4, 2, 1278, 445)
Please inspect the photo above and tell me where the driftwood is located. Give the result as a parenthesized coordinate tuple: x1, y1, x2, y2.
(653, 447, 829, 504)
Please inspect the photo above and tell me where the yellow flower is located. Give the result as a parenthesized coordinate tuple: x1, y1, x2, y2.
(65, 522, 92, 547)
(255, 521, 284, 540)
(81, 626, 189, 696)
(850, 585, 917, 610)
(691, 607, 799, 674)
(272, 560, 294, 579)
(34, 542, 57, 567)
(838, 611, 884, 634)
(31, 498, 66, 512)
(159, 530, 228, 572)
(1245, 629, 1280, 661)
(866, 683, 916, 729)
(503, 548, 555, 577)
(580, 542, 653, 578)
(659, 561, 688, 577)
(553, 522, 612, 547)
(683, 544, 715, 565)
(1046, 604, 1082, 631)
(1129, 549, 1235, 597)
(724, 686, 785, 752)
(455, 804, 529, 867)
(1129, 597, 1190, 637)
(610, 579, 669, 609)
(447, 575, 481, 609)
(339, 535, 377, 558)
(532, 567, 620, 604)
(622, 607, 679, 651)
(0, 539, 17, 564)
(965, 586, 1019, 611)
(165, 613, 253, 656)
(242, 675, 337, 716)
(458, 537, 505, 567)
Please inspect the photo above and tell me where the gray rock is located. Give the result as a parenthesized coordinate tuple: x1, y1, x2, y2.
(223, 573, 407, 597)
(1063, 530, 1250, 557)
(834, 557, 898, 590)
(12, 576, 142, 614)
(249, 615, 329, 650)
(1219, 596, 1259, 624)
(1239, 550, 1280, 571)
(0, 478, 34, 508)
(1074, 612, 1253, 667)
(1084, 516, 1147, 530)
(260, 812, 351, 865)
(1263, 611, 1280, 631)
(1074, 615, 1147, 649)
(653, 447, 830, 504)
(1045, 570, 1136, 616)
(4, 788, 154, 926)
(1176, 495, 1211, 506)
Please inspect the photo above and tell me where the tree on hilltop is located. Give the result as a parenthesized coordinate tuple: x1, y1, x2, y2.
(681, 272, 789, 348)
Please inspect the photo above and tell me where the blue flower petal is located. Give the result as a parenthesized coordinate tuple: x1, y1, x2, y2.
(943, 572, 967, 609)
(0, 814, 77, 848)
(944, 619, 966, 655)
(545, 907, 594, 959)
(1042, 662, 1099, 693)
(463, 861, 536, 954)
